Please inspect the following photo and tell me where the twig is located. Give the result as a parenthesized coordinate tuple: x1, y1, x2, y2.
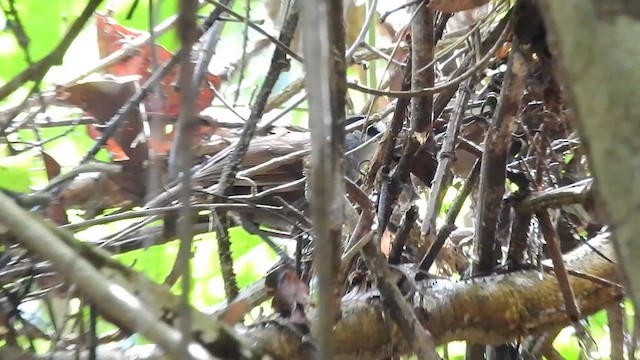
(421, 79, 472, 237)
(192, 0, 233, 91)
(606, 302, 625, 360)
(61, 203, 271, 232)
(233, 0, 252, 104)
(410, 2, 434, 133)
(80, 48, 185, 163)
(347, 19, 511, 98)
(345, 0, 379, 58)
(215, 2, 300, 197)
(377, 134, 419, 236)
(521, 178, 592, 211)
(388, 206, 419, 264)
(506, 198, 533, 266)
(537, 210, 581, 322)
(300, 0, 349, 357)
(257, 94, 306, 133)
(542, 264, 623, 291)
(262, 77, 305, 114)
(212, 208, 239, 299)
(472, 36, 526, 274)
(257, 44, 408, 124)
(433, 11, 511, 119)
(209, 1, 300, 302)
(367, 54, 411, 191)
(347, 179, 439, 360)
(236, 148, 309, 178)
(419, 159, 480, 271)
(229, 178, 305, 200)
(39, 163, 122, 193)
(174, 0, 199, 355)
(0, 0, 103, 103)
(205, 0, 302, 63)
(0, 192, 216, 360)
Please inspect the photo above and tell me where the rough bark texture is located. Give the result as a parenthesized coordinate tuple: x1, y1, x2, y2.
(410, 4, 434, 133)
(473, 42, 527, 273)
(300, 0, 347, 358)
(537, 0, 640, 316)
(247, 233, 620, 359)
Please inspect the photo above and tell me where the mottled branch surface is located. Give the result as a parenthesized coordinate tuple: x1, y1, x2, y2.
(537, 0, 640, 316)
(473, 41, 527, 273)
(300, 0, 348, 358)
(247, 233, 620, 359)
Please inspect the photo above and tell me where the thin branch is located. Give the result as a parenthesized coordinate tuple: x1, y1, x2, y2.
(388, 205, 419, 264)
(81, 48, 185, 163)
(537, 210, 581, 322)
(0, 192, 216, 360)
(419, 159, 480, 271)
(347, 180, 439, 360)
(172, 0, 200, 355)
(410, 2, 434, 133)
(0, 0, 103, 103)
(421, 79, 472, 237)
(206, 0, 302, 63)
(215, 2, 300, 197)
(347, 19, 511, 98)
(473, 38, 526, 274)
(606, 302, 625, 360)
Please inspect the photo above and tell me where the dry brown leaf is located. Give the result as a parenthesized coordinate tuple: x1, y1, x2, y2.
(219, 299, 250, 326)
(95, 12, 220, 116)
(428, 0, 491, 13)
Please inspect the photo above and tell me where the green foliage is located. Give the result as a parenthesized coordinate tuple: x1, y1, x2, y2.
(11, 124, 110, 191)
(112, 225, 276, 310)
(0, 1, 85, 83)
(110, 0, 181, 51)
(0, 0, 220, 104)
(0, 145, 33, 192)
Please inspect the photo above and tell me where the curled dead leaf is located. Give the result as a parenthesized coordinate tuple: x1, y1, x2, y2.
(95, 12, 220, 116)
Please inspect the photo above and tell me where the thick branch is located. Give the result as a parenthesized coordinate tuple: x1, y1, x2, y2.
(537, 0, 640, 316)
(300, 0, 347, 357)
(247, 233, 620, 359)
(0, 192, 262, 359)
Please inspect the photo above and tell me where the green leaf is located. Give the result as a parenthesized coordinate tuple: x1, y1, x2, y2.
(229, 226, 264, 258)
(0, 1, 87, 84)
(0, 149, 35, 193)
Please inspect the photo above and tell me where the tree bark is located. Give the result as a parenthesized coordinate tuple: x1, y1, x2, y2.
(247, 233, 619, 359)
(537, 0, 640, 320)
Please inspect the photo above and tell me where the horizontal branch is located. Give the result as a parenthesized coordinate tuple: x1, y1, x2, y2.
(0, 345, 167, 360)
(245, 232, 620, 359)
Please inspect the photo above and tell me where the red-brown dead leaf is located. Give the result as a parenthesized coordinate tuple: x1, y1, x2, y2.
(428, 0, 491, 13)
(56, 78, 144, 163)
(95, 12, 221, 116)
(85, 124, 129, 161)
(40, 152, 68, 225)
(265, 264, 310, 326)
(40, 151, 61, 180)
(47, 200, 68, 225)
